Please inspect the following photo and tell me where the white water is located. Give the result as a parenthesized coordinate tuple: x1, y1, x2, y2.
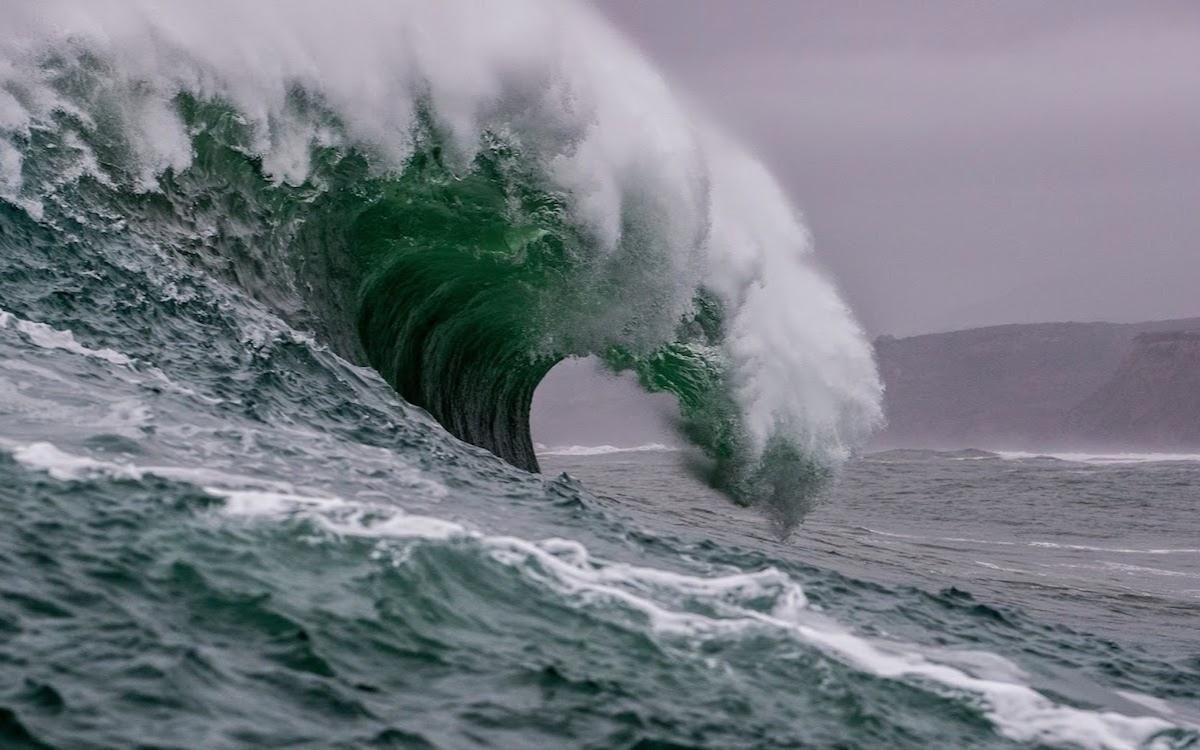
(0, 308, 131, 366)
(536, 443, 678, 457)
(0, 0, 882, 470)
(997, 450, 1200, 465)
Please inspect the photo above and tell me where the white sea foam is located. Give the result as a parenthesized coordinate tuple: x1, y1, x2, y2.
(10, 441, 144, 481)
(3, 440, 445, 504)
(997, 450, 1200, 465)
(5, 440, 289, 490)
(537, 443, 678, 457)
(864, 527, 1199, 556)
(0, 308, 132, 366)
(213, 488, 466, 542)
(1028, 541, 1200, 555)
(1100, 562, 1196, 579)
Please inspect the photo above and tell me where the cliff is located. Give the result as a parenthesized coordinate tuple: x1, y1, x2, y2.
(1064, 332, 1200, 448)
(873, 318, 1200, 450)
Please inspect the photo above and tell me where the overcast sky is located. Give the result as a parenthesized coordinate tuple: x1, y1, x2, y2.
(595, 1, 1200, 336)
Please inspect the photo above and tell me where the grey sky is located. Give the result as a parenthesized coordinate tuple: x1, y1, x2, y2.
(595, 1, 1200, 335)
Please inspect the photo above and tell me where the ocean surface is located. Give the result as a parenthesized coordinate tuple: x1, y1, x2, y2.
(2, 295, 1199, 749)
(2, 2, 1199, 748)
(543, 447, 1200, 655)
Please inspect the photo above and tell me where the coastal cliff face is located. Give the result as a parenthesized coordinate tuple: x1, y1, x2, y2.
(1064, 332, 1200, 448)
(873, 319, 1200, 450)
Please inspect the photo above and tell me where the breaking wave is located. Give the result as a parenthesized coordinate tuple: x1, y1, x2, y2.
(0, 0, 881, 514)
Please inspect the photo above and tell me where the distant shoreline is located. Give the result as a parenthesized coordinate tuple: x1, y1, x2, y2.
(874, 318, 1200, 451)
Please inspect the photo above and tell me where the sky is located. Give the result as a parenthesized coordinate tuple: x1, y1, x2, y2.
(595, 1, 1200, 336)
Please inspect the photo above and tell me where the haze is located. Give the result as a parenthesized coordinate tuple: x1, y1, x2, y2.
(596, 0, 1200, 336)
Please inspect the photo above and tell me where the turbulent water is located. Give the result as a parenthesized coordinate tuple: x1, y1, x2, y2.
(1, 2, 1198, 749)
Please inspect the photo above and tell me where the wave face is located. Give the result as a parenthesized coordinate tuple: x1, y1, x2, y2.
(0, 0, 881, 513)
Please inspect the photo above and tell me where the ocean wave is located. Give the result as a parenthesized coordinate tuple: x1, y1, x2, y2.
(0, 0, 882, 516)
